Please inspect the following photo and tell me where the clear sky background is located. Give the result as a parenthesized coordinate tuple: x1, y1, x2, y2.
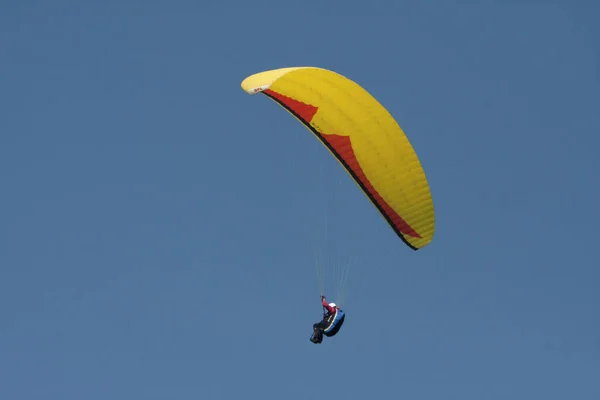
(1, 1, 599, 399)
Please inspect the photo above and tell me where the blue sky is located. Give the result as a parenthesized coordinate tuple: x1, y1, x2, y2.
(1, 1, 599, 399)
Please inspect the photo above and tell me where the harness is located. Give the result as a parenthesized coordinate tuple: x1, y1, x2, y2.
(323, 307, 345, 333)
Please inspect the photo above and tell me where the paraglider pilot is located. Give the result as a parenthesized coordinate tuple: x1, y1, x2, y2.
(310, 295, 345, 344)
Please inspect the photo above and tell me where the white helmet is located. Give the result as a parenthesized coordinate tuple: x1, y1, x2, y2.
(329, 302, 337, 308)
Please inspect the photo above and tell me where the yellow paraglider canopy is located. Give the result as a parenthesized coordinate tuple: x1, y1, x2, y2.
(241, 67, 435, 250)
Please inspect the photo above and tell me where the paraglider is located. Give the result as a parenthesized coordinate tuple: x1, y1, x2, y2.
(240, 66, 435, 344)
(310, 295, 345, 344)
